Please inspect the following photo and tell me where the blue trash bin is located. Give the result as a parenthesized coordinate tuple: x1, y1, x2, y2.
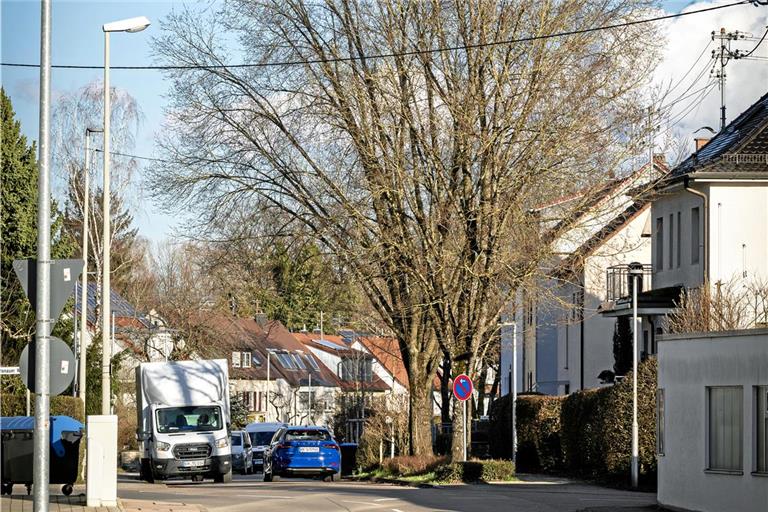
(0, 416, 84, 496)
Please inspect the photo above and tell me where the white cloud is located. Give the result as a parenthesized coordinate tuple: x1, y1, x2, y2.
(655, 0, 768, 145)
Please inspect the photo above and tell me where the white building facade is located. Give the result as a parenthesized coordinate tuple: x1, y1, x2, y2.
(657, 329, 768, 512)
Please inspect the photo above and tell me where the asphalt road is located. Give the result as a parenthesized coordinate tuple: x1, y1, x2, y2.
(116, 473, 657, 512)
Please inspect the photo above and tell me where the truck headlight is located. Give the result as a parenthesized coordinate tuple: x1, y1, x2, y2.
(216, 437, 229, 449)
(156, 441, 171, 452)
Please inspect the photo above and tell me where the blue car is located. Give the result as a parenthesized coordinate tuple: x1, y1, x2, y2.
(263, 426, 340, 482)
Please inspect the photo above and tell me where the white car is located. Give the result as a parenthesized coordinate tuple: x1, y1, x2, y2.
(245, 422, 287, 472)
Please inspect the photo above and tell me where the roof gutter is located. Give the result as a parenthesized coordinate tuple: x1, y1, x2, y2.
(683, 175, 708, 285)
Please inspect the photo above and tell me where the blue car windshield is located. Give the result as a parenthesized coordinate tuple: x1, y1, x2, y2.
(285, 429, 331, 441)
(155, 406, 223, 433)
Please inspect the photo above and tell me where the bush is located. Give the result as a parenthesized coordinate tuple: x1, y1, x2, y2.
(515, 394, 564, 472)
(488, 393, 514, 459)
(382, 455, 448, 477)
(1, 394, 85, 423)
(561, 387, 611, 474)
(434, 459, 516, 483)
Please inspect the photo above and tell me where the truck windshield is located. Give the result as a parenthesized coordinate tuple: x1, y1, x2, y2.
(155, 406, 223, 433)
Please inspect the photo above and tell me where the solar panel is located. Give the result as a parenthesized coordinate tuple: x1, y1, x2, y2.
(313, 339, 346, 351)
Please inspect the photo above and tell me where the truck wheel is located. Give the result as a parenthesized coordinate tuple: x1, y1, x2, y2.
(214, 469, 232, 484)
(1, 483, 12, 495)
(140, 459, 155, 484)
(62, 484, 73, 496)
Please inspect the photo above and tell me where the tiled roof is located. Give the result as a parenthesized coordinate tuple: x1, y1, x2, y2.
(357, 336, 408, 389)
(670, 90, 768, 178)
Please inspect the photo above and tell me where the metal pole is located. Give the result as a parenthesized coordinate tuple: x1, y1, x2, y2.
(266, 353, 271, 422)
(463, 399, 468, 462)
(308, 373, 312, 425)
(79, 130, 93, 407)
(73, 283, 78, 397)
(34, 1, 52, 509)
(390, 422, 394, 459)
(101, 30, 112, 415)
(631, 274, 639, 489)
(26, 389, 31, 417)
(512, 321, 518, 463)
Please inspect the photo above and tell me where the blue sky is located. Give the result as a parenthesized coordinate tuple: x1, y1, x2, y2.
(2, 0, 765, 245)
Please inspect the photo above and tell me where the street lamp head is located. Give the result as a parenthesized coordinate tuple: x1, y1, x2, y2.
(627, 261, 644, 276)
(103, 16, 151, 33)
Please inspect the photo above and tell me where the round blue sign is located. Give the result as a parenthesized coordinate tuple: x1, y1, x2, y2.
(452, 374, 473, 401)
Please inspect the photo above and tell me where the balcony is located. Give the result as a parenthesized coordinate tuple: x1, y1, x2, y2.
(605, 264, 652, 302)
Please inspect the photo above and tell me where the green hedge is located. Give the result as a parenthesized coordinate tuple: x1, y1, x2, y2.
(514, 394, 563, 472)
(1, 394, 85, 423)
(434, 459, 516, 483)
(488, 358, 658, 483)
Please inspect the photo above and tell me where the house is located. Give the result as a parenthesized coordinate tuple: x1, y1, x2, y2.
(600, 90, 768, 336)
(657, 329, 768, 512)
(194, 315, 342, 427)
(501, 158, 666, 396)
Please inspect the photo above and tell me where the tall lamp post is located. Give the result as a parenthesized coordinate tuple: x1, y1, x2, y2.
(628, 262, 644, 489)
(100, 16, 150, 414)
(78, 127, 102, 407)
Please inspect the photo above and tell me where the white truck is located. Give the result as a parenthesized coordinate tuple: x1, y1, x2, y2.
(136, 359, 233, 483)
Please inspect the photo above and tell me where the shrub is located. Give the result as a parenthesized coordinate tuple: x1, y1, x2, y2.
(1, 394, 85, 423)
(434, 459, 516, 483)
(515, 394, 564, 472)
(488, 393, 514, 459)
(561, 387, 611, 474)
(382, 455, 448, 477)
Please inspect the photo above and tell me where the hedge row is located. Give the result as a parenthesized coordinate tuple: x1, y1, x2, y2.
(1, 395, 85, 423)
(434, 459, 516, 483)
(489, 357, 657, 480)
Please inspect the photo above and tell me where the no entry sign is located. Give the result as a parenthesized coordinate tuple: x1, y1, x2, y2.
(452, 374, 474, 401)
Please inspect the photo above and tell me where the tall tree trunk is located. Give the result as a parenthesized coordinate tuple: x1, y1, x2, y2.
(450, 359, 473, 462)
(407, 367, 435, 456)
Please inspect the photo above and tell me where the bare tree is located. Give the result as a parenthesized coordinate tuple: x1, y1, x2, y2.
(52, 81, 143, 330)
(151, 0, 660, 456)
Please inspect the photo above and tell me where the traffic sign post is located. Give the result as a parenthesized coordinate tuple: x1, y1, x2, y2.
(452, 374, 474, 462)
(19, 337, 76, 396)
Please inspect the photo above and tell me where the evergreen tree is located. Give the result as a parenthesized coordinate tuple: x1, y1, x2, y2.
(1, 88, 73, 367)
(613, 316, 633, 377)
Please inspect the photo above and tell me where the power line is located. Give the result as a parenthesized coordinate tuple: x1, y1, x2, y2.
(1, 1, 758, 71)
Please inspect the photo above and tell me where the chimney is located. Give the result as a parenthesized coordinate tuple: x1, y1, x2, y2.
(254, 312, 268, 327)
(694, 137, 710, 152)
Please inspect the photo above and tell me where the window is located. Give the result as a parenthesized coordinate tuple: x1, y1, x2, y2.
(707, 386, 743, 472)
(676, 212, 681, 268)
(691, 207, 700, 265)
(668, 213, 674, 269)
(757, 386, 768, 473)
(657, 389, 665, 456)
(341, 357, 373, 382)
(232, 351, 241, 368)
(305, 354, 320, 370)
(242, 351, 252, 368)
(275, 351, 295, 369)
(656, 217, 664, 271)
(292, 353, 307, 369)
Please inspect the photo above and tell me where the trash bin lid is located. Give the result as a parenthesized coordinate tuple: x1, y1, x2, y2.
(0, 416, 83, 457)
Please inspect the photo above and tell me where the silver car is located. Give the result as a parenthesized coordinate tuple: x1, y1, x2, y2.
(230, 430, 253, 475)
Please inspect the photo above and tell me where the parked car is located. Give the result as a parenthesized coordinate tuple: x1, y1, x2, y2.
(245, 422, 287, 472)
(230, 430, 253, 475)
(262, 426, 340, 482)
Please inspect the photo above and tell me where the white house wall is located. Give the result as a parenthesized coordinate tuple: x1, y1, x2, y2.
(651, 186, 707, 290)
(658, 329, 768, 512)
(708, 182, 768, 284)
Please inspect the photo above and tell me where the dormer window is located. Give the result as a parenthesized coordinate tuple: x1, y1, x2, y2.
(232, 351, 241, 368)
(242, 351, 252, 368)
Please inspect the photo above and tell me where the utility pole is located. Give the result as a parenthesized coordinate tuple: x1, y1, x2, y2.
(34, 1, 53, 510)
(711, 27, 758, 131)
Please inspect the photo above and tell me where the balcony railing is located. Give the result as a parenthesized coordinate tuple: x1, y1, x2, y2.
(605, 264, 652, 302)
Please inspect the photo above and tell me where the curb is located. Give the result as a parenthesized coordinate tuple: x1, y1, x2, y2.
(348, 476, 439, 488)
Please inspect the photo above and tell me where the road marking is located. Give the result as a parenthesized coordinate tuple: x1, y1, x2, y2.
(391, 509, 405, 512)
(374, 498, 398, 502)
(236, 494, 293, 499)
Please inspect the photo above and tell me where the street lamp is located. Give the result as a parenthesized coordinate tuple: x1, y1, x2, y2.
(78, 127, 102, 408)
(628, 261, 644, 489)
(100, 16, 150, 415)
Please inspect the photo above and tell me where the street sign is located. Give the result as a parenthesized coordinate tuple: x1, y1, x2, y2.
(19, 337, 76, 396)
(0, 367, 21, 375)
(13, 259, 84, 322)
(452, 373, 474, 401)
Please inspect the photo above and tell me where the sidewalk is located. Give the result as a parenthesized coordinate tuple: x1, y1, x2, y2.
(0, 493, 205, 512)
